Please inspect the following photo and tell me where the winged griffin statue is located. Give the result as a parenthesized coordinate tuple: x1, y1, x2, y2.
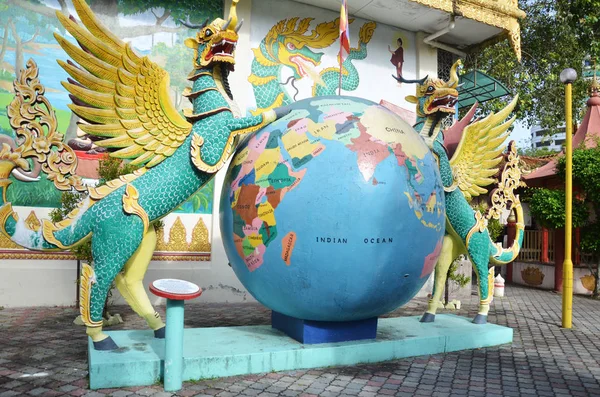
(0, 0, 289, 350)
(0, 0, 523, 350)
(395, 60, 524, 324)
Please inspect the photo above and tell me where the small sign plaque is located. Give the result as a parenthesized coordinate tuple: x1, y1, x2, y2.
(150, 279, 202, 300)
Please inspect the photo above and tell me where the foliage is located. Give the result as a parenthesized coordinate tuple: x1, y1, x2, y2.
(465, 0, 591, 134)
(516, 140, 560, 158)
(447, 258, 471, 288)
(471, 201, 503, 242)
(175, 179, 214, 213)
(114, 0, 222, 23)
(6, 174, 62, 207)
(527, 188, 588, 229)
(561, 0, 600, 60)
(97, 155, 138, 186)
(557, 147, 600, 207)
(49, 190, 92, 261)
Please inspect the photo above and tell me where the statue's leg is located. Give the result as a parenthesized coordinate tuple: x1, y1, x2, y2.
(421, 235, 454, 322)
(471, 252, 492, 325)
(115, 224, 166, 338)
(83, 217, 145, 350)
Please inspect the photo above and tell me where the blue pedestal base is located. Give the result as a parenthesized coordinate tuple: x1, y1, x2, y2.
(88, 314, 513, 389)
(271, 311, 377, 344)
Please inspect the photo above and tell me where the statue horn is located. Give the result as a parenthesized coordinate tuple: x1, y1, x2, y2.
(222, 17, 232, 31)
(235, 19, 244, 32)
(447, 59, 462, 88)
(179, 17, 209, 30)
(392, 74, 428, 85)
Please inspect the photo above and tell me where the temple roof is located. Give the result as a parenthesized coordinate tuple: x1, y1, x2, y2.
(292, 0, 525, 60)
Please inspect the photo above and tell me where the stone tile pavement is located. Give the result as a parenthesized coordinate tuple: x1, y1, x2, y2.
(2, 284, 600, 396)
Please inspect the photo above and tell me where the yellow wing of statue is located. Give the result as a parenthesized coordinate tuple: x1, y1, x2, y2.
(449, 95, 518, 200)
(53, 0, 191, 168)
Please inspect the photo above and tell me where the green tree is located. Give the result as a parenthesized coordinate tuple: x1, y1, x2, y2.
(465, 0, 591, 135)
(151, 42, 191, 110)
(527, 146, 600, 297)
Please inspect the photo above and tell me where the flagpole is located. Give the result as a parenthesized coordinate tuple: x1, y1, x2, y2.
(338, 54, 342, 96)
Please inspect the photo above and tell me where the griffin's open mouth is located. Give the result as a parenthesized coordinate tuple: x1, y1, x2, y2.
(207, 39, 237, 60)
(428, 95, 458, 111)
(290, 55, 317, 77)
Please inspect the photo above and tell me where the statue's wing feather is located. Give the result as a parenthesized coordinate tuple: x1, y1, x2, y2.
(449, 95, 518, 200)
(54, 0, 191, 168)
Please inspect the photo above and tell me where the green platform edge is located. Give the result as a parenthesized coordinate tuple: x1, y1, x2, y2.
(88, 314, 513, 389)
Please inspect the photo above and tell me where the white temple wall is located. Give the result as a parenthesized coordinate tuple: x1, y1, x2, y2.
(0, 0, 438, 308)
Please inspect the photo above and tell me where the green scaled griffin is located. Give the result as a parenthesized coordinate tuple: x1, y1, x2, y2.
(0, 0, 287, 350)
(396, 60, 525, 325)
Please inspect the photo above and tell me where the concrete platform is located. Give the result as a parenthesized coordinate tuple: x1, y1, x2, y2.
(88, 314, 512, 389)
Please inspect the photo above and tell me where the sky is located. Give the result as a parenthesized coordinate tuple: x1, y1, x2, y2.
(509, 121, 531, 149)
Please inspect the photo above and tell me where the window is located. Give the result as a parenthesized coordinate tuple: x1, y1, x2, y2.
(437, 49, 457, 81)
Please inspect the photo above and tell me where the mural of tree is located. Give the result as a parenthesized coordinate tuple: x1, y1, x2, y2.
(0, 0, 222, 211)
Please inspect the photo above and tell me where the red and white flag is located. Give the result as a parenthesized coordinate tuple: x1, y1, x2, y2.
(339, 0, 350, 62)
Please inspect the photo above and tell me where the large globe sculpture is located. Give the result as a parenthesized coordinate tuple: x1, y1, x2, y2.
(220, 96, 445, 322)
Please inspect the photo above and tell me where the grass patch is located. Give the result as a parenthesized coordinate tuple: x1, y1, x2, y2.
(6, 174, 62, 207)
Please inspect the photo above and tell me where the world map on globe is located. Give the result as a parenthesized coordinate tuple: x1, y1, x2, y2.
(220, 96, 446, 321)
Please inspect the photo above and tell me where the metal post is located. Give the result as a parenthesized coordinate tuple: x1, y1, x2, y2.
(560, 68, 577, 329)
(164, 299, 185, 391)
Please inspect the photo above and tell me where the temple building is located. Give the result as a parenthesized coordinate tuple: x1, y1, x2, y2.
(0, 0, 526, 307)
(508, 79, 600, 295)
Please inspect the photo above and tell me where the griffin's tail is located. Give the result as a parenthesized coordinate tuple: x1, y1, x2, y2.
(489, 200, 524, 265)
(0, 59, 88, 252)
(0, 154, 94, 252)
(487, 141, 525, 265)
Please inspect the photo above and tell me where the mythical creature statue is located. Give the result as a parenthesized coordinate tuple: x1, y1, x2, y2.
(0, 0, 288, 350)
(248, 17, 376, 114)
(396, 60, 525, 324)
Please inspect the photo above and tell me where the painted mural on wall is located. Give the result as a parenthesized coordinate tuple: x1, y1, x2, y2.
(247, 0, 416, 118)
(0, 0, 219, 260)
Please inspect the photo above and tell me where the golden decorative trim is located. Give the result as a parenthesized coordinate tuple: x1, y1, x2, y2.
(465, 211, 488, 250)
(88, 168, 146, 200)
(0, 225, 20, 249)
(122, 184, 149, 233)
(41, 195, 96, 250)
(6, 59, 86, 192)
(155, 216, 211, 253)
(1, 211, 212, 261)
(191, 133, 235, 174)
(183, 87, 219, 101)
(248, 74, 277, 86)
(251, 48, 279, 67)
(486, 141, 522, 221)
(249, 92, 285, 116)
(80, 262, 102, 327)
(41, 220, 69, 250)
(0, 249, 212, 261)
(184, 107, 232, 122)
(409, 0, 524, 60)
(25, 211, 41, 232)
(191, 112, 274, 173)
(0, 204, 16, 230)
(187, 70, 212, 81)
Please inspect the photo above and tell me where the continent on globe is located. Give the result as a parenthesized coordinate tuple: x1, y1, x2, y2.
(221, 96, 446, 322)
(281, 231, 297, 266)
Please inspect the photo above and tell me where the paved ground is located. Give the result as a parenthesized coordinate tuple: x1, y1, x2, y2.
(2, 284, 600, 397)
